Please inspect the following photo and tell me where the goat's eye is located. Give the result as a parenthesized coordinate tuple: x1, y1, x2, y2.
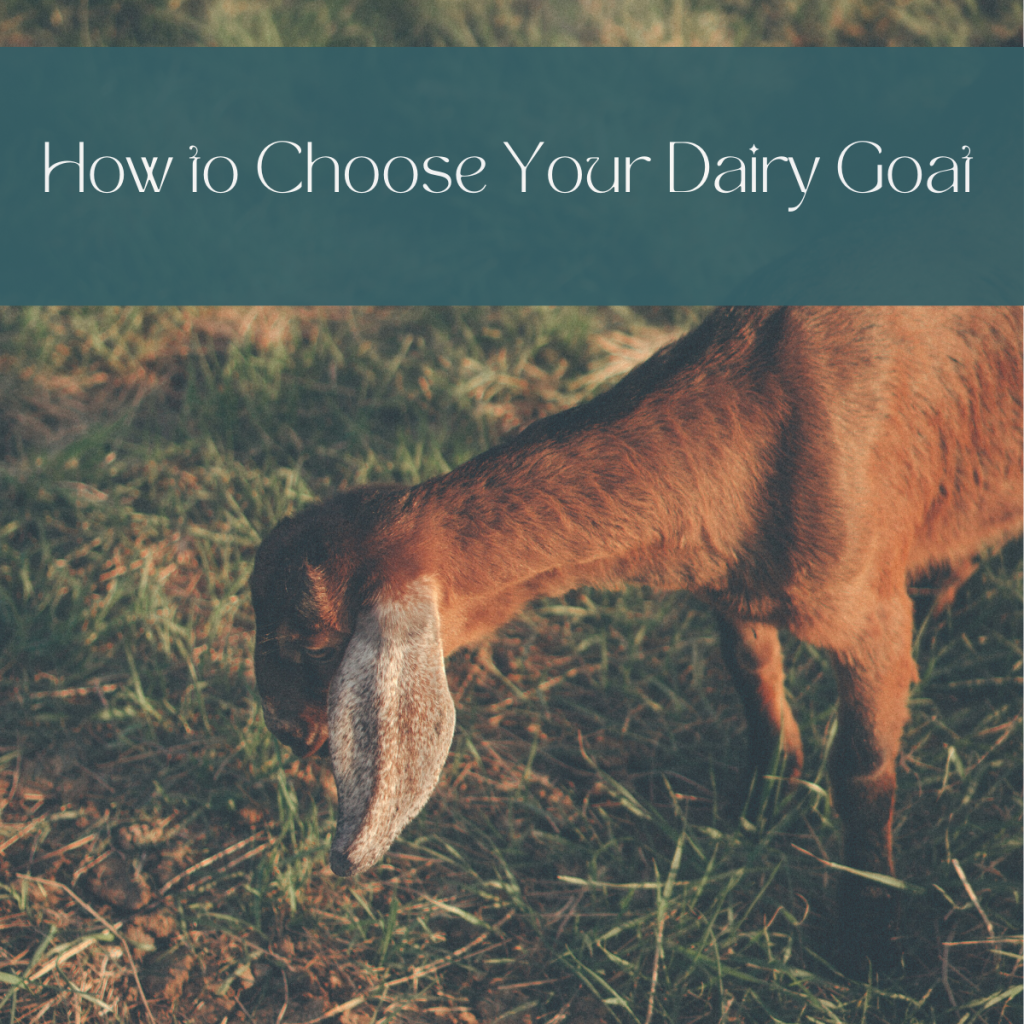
(302, 648, 336, 670)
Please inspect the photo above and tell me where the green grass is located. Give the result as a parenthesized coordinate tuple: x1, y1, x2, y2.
(0, 305, 1019, 1023)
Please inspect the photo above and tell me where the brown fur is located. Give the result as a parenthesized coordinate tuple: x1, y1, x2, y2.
(251, 306, 1022, 962)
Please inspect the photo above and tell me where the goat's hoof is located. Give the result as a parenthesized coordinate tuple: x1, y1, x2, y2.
(831, 878, 902, 979)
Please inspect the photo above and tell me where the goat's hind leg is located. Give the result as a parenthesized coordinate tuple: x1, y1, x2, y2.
(716, 615, 804, 788)
(909, 555, 977, 619)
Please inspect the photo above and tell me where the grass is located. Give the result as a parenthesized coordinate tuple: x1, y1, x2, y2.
(0, 304, 1019, 1023)
(0, 0, 1020, 48)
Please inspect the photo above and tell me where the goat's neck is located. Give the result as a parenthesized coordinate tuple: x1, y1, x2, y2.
(405, 377, 776, 651)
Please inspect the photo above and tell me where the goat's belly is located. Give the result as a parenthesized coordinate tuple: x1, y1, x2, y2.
(910, 485, 1023, 579)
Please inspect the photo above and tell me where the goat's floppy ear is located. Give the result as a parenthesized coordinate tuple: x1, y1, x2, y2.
(327, 578, 455, 875)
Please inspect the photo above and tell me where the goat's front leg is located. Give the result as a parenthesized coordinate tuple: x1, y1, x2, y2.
(716, 615, 804, 783)
(828, 591, 916, 974)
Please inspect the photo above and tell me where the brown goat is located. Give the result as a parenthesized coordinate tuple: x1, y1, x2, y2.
(250, 306, 1022, 963)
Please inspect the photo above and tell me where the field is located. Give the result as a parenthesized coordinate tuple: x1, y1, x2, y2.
(0, 305, 1019, 1023)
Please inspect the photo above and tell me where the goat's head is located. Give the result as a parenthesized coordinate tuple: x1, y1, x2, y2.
(251, 485, 456, 876)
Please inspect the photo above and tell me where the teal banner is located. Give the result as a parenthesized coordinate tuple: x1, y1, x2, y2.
(0, 48, 1019, 303)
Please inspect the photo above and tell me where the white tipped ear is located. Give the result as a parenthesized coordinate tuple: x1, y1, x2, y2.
(327, 578, 454, 875)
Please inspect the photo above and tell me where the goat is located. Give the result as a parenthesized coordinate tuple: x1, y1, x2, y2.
(250, 306, 1022, 963)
